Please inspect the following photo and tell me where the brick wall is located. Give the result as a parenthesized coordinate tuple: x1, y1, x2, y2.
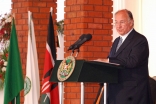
(64, 0, 113, 103)
(11, 0, 57, 103)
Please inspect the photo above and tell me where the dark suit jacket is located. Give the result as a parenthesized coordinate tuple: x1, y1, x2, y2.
(106, 29, 153, 104)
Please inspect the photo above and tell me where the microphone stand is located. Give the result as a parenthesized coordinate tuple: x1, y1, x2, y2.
(70, 48, 84, 104)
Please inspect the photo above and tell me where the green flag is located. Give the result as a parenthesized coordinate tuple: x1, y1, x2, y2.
(4, 18, 24, 104)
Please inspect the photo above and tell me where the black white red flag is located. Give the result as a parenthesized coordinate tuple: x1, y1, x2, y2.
(40, 11, 59, 104)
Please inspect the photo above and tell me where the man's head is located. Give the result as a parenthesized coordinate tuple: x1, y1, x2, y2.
(115, 9, 134, 35)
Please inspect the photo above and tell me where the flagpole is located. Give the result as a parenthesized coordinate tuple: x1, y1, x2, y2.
(50, 7, 53, 15)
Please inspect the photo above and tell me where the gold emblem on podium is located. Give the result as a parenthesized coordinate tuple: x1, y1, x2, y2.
(57, 56, 76, 81)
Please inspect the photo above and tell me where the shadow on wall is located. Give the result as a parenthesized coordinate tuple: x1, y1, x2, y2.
(149, 76, 156, 104)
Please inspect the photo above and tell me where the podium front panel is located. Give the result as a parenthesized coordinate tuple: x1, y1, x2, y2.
(50, 60, 122, 83)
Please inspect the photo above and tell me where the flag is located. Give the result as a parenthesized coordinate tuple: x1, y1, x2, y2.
(24, 11, 40, 104)
(4, 18, 24, 104)
(40, 11, 59, 104)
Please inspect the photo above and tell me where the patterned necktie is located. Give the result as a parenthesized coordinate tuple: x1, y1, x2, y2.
(116, 37, 123, 52)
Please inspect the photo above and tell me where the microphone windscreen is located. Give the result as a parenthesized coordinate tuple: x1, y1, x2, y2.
(79, 34, 86, 39)
(85, 34, 92, 41)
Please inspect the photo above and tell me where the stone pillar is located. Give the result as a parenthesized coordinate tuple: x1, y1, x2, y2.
(64, 0, 113, 103)
(11, 0, 57, 103)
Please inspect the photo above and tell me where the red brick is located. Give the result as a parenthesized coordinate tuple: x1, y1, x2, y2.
(109, 18, 113, 23)
(46, 3, 57, 8)
(81, 17, 93, 23)
(66, 24, 77, 29)
(88, 46, 102, 52)
(76, 23, 88, 29)
(71, 18, 81, 23)
(76, 11, 88, 17)
(70, 99, 80, 104)
(103, 35, 113, 40)
(33, 2, 46, 7)
(89, 0, 103, 5)
(66, 12, 77, 18)
(66, 0, 77, 6)
(109, 30, 113, 34)
(77, 0, 88, 5)
(95, 6, 109, 12)
(94, 18, 109, 23)
(14, 2, 22, 8)
(82, 52, 94, 57)
(109, 6, 113, 12)
(33, 13, 48, 19)
(22, 25, 28, 30)
(12, 9, 18, 13)
(71, 87, 80, 93)
(38, 53, 45, 58)
(64, 19, 71, 24)
(88, 11, 103, 17)
(104, 0, 113, 6)
(82, 29, 94, 34)
(103, 24, 113, 29)
(39, 30, 48, 36)
(28, 7, 39, 12)
(71, 5, 81, 11)
(86, 93, 97, 98)
(88, 23, 102, 29)
(85, 87, 94, 92)
(64, 6, 71, 12)
(94, 52, 108, 58)
(102, 6, 109, 11)
(65, 82, 78, 87)
(64, 99, 71, 104)
(21, 13, 28, 19)
(17, 19, 26, 25)
(18, 8, 28, 13)
(103, 12, 113, 18)
(73, 29, 81, 35)
(85, 99, 95, 104)
(21, 2, 32, 7)
(94, 30, 109, 35)
(39, 19, 48, 25)
(64, 86, 71, 92)
(18, 42, 26, 48)
(103, 47, 111, 52)
(81, 5, 94, 11)
(94, 41, 109, 46)
(16, 25, 23, 30)
(15, 14, 22, 19)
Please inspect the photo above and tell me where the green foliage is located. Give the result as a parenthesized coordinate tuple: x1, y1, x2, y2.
(56, 20, 64, 35)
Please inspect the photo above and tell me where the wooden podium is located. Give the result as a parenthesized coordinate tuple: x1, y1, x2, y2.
(50, 60, 123, 104)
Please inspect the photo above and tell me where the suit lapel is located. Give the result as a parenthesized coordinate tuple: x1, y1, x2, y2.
(109, 37, 119, 57)
(114, 29, 136, 57)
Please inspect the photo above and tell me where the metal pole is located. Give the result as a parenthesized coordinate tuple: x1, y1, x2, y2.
(59, 82, 63, 104)
(104, 83, 107, 104)
(81, 82, 84, 104)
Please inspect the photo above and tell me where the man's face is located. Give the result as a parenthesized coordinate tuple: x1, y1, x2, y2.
(115, 11, 133, 35)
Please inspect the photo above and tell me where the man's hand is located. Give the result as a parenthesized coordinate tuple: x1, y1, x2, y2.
(94, 58, 109, 63)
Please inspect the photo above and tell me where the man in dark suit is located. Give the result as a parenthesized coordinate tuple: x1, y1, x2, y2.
(96, 9, 153, 104)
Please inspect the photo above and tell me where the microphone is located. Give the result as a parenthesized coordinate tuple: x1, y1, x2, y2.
(72, 34, 92, 50)
(68, 34, 86, 50)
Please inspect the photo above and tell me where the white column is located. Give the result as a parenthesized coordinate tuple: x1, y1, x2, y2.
(142, 0, 156, 77)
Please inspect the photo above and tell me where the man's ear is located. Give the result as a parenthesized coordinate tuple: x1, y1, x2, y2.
(130, 20, 134, 27)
